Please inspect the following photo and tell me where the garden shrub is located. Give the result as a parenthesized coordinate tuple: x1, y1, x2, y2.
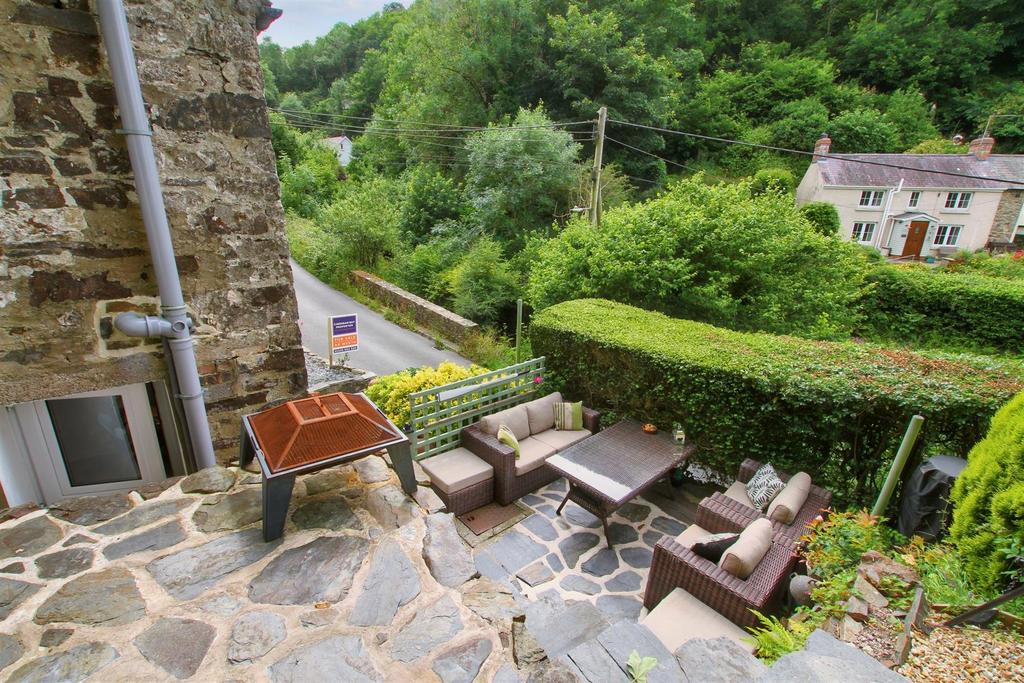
(750, 167, 796, 195)
(860, 265, 1024, 353)
(365, 361, 485, 428)
(945, 251, 1024, 281)
(531, 299, 1024, 506)
(799, 201, 841, 236)
(951, 390, 1024, 594)
(444, 237, 517, 325)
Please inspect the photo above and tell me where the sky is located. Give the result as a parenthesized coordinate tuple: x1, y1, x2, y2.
(261, 1, 408, 47)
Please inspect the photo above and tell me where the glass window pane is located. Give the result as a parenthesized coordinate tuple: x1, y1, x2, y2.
(46, 396, 142, 486)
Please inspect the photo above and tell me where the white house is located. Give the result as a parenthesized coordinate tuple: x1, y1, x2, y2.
(324, 135, 353, 167)
(796, 135, 1024, 258)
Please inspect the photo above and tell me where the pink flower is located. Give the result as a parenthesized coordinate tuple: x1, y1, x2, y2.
(533, 375, 543, 384)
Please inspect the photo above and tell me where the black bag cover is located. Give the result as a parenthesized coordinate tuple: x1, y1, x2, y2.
(898, 455, 967, 541)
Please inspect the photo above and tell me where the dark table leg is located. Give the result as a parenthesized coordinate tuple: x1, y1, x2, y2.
(262, 474, 295, 542)
(556, 487, 572, 515)
(239, 424, 255, 470)
(387, 441, 417, 495)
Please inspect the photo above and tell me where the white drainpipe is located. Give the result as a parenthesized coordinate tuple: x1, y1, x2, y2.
(96, 0, 216, 470)
(874, 178, 903, 251)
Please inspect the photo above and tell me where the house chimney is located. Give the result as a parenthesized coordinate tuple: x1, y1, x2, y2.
(813, 133, 831, 162)
(969, 135, 995, 161)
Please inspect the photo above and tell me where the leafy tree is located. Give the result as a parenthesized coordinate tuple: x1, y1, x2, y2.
(528, 176, 870, 339)
(828, 108, 899, 153)
(904, 138, 966, 154)
(465, 108, 580, 246)
(398, 167, 468, 244)
(768, 97, 830, 151)
(751, 167, 796, 195)
(445, 236, 517, 325)
(320, 176, 403, 270)
(800, 202, 842, 236)
(882, 89, 939, 150)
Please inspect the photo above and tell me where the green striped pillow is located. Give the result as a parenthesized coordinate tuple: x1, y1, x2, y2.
(497, 424, 521, 458)
(553, 402, 583, 431)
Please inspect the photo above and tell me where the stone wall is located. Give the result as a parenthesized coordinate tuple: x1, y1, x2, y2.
(0, 0, 306, 463)
(349, 270, 479, 343)
(991, 189, 1024, 246)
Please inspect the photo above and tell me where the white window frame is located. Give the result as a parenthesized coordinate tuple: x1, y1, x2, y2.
(852, 222, 876, 243)
(908, 191, 921, 208)
(944, 192, 972, 211)
(933, 224, 963, 247)
(858, 190, 884, 208)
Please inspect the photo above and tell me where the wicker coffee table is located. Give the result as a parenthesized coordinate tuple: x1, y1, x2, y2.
(546, 419, 695, 548)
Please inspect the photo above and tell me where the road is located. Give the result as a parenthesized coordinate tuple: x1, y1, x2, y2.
(289, 258, 470, 376)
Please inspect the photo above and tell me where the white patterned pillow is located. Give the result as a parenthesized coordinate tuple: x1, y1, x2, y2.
(745, 463, 785, 510)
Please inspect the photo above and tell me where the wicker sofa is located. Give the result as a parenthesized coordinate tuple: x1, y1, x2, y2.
(643, 504, 798, 630)
(698, 458, 833, 541)
(461, 391, 600, 505)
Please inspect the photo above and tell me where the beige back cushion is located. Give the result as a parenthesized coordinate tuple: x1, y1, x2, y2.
(524, 392, 562, 434)
(479, 405, 530, 441)
(767, 472, 812, 525)
(718, 518, 773, 579)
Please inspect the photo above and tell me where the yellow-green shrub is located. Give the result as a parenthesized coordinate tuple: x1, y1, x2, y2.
(950, 390, 1024, 593)
(365, 361, 485, 428)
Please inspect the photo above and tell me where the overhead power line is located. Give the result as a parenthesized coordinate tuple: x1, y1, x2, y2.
(607, 119, 1024, 187)
(270, 107, 593, 133)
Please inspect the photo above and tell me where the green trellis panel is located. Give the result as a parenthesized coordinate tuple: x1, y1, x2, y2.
(408, 357, 546, 461)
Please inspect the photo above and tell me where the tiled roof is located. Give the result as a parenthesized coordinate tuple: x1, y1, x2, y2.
(818, 154, 1024, 190)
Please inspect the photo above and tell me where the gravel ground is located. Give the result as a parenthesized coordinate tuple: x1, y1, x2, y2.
(304, 350, 372, 388)
(898, 621, 1024, 682)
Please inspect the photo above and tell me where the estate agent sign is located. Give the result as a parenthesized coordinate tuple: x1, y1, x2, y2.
(328, 314, 358, 366)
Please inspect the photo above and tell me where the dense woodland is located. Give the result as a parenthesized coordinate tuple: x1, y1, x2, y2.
(266, 0, 1024, 351)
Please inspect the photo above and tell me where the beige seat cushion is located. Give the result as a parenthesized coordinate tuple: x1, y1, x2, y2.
(524, 392, 562, 435)
(722, 481, 756, 509)
(531, 428, 591, 452)
(513, 437, 557, 476)
(718, 518, 773, 580)
(642, 588, 756, 654)
(419, 447, 493, 495)
(768, 472, 812, 525)
(478, 405, 530, 441)
(675, 523, 709, 547)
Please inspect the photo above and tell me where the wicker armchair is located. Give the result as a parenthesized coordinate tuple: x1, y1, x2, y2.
(698, 458, 833, 541)
(642, 505, 799, 628)
(461, 407, 600, 505)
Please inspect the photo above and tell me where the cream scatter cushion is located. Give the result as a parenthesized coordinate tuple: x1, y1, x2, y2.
(767, 472, 812, 524)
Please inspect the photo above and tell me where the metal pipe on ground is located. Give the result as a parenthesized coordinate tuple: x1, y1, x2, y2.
(97, 0, 216, 470)
(872, 414, 924, 517)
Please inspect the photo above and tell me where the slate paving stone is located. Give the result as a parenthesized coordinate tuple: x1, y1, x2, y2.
(516, 561, 554, 587)
(547, 479, 568, 492)
(148, 529, 278, 601)
(607, 523, 639, 545)
(534, 503, 558, 519)
(269, 634, 382, 682)
(597, 620, 684, 683)
(6, 642, 117, 683)
(642, 530, 665, 548)
(180, 466, 236, 494)
(364, 485, 418, 530)
(542, 492, 565, 503)
(0, 633, 23, 671)
(302, 467, 353, 496)
(615, 503, 652, 523)
(299, 607, 339, 628)
(0, 515, 62, 559)
(390, 595, 464, 663)
(650, 516, 685, 536)
(39, 628, 72, 648)
(621, 547, 653, 569)
(473, 549, 506, 581)
(48, 493, 133, 526)
(0, 562, 24, 574)
(228, 611, 287, 664)
(133, 477, 182, 500)
(566, 638, 631, 683)
(353, 456, 390, 484)
(199, 594, 243, 616)
(605, 570, 643, 592)
(674, 637, 768, 683)
(249, 535, 369, 605)
(413, 486, 445, 513)
(525, 600, 608, 659)
(521, 494, 547, 508)
(459, 578, 522, 628)
(192, 488, 262, 533)
(559, 532, 600, 569)
(34, 567, 144, 626)
(35, 547, 93, 579)
(0, 577, 38, 620)
(582, 548, 619, 577)
(237, 472, 263, 485)
(563, 505, 601, 529)
(432, 637, 493, 683)
(93, 499, 190, 535)
(424, 513, 477, 588)
(349, 539, 420, 626)
(493, 663, 520, 683)
(482, 530, 546, 575)
(62, 534, 96, 547)
(595, 595, 643, 621)
(520, 513, 558, 542)
(291, 494, 363, 531)
(560, 575, 602, 596)
(134, 617, 215, 679)
(103, 520, 186, 560)
(546, 553, 564, 572)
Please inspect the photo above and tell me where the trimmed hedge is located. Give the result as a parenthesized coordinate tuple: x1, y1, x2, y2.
(860, 265, 1024, 353)
(532, 299, 1024, 507)
(951, 390, 1024, 593)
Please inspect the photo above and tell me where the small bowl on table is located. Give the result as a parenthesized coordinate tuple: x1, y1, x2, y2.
(642, 423, 658, 434)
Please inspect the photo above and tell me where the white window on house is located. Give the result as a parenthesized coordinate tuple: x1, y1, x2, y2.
(908, 191, 921, 208)
(851, 222, 876, 243)
(859, 190, 885, 207)
(944, 192, 972, 210)
(934, 224, 963, 247)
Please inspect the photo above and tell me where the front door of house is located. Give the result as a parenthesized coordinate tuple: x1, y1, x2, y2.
(902, 221, 929, 257)
(12, 384, 168, 503)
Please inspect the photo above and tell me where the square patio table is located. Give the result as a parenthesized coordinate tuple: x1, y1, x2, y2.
(546, 419, 696, 547)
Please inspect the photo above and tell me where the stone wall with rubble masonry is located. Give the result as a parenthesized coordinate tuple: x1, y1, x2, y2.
(991, 189, 1024, 244)
(0, 0, 306, 462)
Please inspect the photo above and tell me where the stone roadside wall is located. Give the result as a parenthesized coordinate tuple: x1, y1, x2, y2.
(0, 0, 306, 462)
(349, 270, 479, 343)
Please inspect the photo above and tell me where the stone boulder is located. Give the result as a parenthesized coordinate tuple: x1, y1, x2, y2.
(674, 637, 767, 683)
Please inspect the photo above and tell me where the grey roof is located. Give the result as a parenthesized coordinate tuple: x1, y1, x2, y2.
(818, 154, 1024, 190)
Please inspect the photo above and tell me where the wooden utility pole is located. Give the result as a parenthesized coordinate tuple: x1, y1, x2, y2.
(589, 106, 607, 227)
